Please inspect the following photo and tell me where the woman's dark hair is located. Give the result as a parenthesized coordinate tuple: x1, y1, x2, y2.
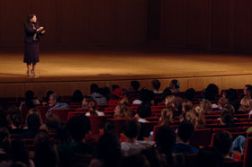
(152, 80, 161, 91)
(90, 83, 99, 94)
(140, 89, 154, 103)
(97, 133, 121, 167)
(131, 80, 141, 91)
(71, 89, 84, 103)
(184, 88, 196, 101)
(123, 120, 140, 139)
(204, 83, 219, 102)
(44, 90, 54, 102)
(170, 79, 180, 89)
(138, 102, 151, 118)
(26, 14, 36, 23)
(24, 90, 35, 109)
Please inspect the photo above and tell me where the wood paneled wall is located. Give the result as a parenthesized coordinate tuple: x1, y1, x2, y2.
(0, 0, 147, 49)
(161, 0, 252, 52)
(0, 0, 252, 52)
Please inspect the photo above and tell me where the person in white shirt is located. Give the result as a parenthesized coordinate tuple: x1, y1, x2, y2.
(121, 120, 153, 157)
(85, 99, 105, 117)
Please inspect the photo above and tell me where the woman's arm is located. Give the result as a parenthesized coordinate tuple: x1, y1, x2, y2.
(24, 23, 36, 35)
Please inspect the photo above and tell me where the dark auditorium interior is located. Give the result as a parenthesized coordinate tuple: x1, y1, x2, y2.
(1, 1, 252, 167)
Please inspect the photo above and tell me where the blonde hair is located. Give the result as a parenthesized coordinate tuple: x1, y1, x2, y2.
(160, 107, 174, 126)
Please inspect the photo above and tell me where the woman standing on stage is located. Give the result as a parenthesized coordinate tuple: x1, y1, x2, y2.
(24, 14, 45, 78)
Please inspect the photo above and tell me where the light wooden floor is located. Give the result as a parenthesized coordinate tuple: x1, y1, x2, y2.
(0, 51, 252, 81)
(0, 51, 252, 97)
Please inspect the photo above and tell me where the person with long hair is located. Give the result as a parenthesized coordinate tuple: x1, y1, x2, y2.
(24, 14, 45, 78)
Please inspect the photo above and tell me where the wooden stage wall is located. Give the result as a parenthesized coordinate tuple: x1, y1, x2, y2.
(0, 0, 252, 52)
(1, 74, 252, 98)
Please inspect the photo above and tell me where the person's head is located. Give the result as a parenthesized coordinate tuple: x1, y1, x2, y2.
(27, 14, 37, 23)
(160, 107, 174, 125)
(34, 131, 59, 167)
(97, 133, 121, 167)
(164, 95, 176, 107)
(225, 88, 238, 102)
(184, 88, 196, 101)
(218, 97, 229, 108)
(240, 97, 252, 113)
(152, 80, 161, 91)
(24, 90, 35, 109)
(169, 79, 180, 90)
(177, 121, 194, 143)
(139, 89, 153, 103)
(66, 115, 90, 142)
(244, 84, 252, 97)
(184, 111, 198, 128)
(131, 80, 140, 91)
(26, 112, 42, 132)
(10, 140, 29, 165)
(87, 99, 97, 111)
(71, 89, 84, 103)
(213, 130, 232, 156)
(112, 87, 123, 99)
(199, 99, 212, 113)
(9, 108, 23, 129)
(124, 120, 140, 140)
(204, 83, 219, 101)
(48, 93, 58, 107)
(90, 83, 99, 94)
(137, 103, 151, 119)
(222, 104, 235, 115)
(25, 90, 34, 100)
(155, 126, 176, 155)
(182, 101, 193, 114)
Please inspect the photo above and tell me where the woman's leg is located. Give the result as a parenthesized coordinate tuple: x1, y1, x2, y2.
(26, 63, 31, 77)
(31, 63, 36, 77)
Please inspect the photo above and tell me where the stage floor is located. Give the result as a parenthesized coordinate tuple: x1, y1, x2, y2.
(0, 51, 252, 82)
(0, 51, 252, 97)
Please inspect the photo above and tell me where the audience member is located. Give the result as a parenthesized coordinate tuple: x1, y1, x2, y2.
(173, 121, 198, 154)
(47, 93, 69, 112)
(85, 99, 105, 117)
(90, 84, 107, 106)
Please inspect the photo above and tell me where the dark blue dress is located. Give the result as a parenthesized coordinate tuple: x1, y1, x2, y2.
(24, 23, 41, 64)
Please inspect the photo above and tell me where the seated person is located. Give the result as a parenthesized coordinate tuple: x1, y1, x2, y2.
(90, 84, 107, 106)
(47, 93, 69, 112)
(58, 116, 93, 167)
(155, 125, 176, 166)
(173, 121, 198, 154)
(19, 90, 40, 112)
(159, 107, 174, 127)
(135, 102, 151, 124)
(85, 99, 105, 117)
(114, 98, 133, 119)
(168, 79, 180, 94)
(121, 120, 152, 157)
(127, 80, 141, 103)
